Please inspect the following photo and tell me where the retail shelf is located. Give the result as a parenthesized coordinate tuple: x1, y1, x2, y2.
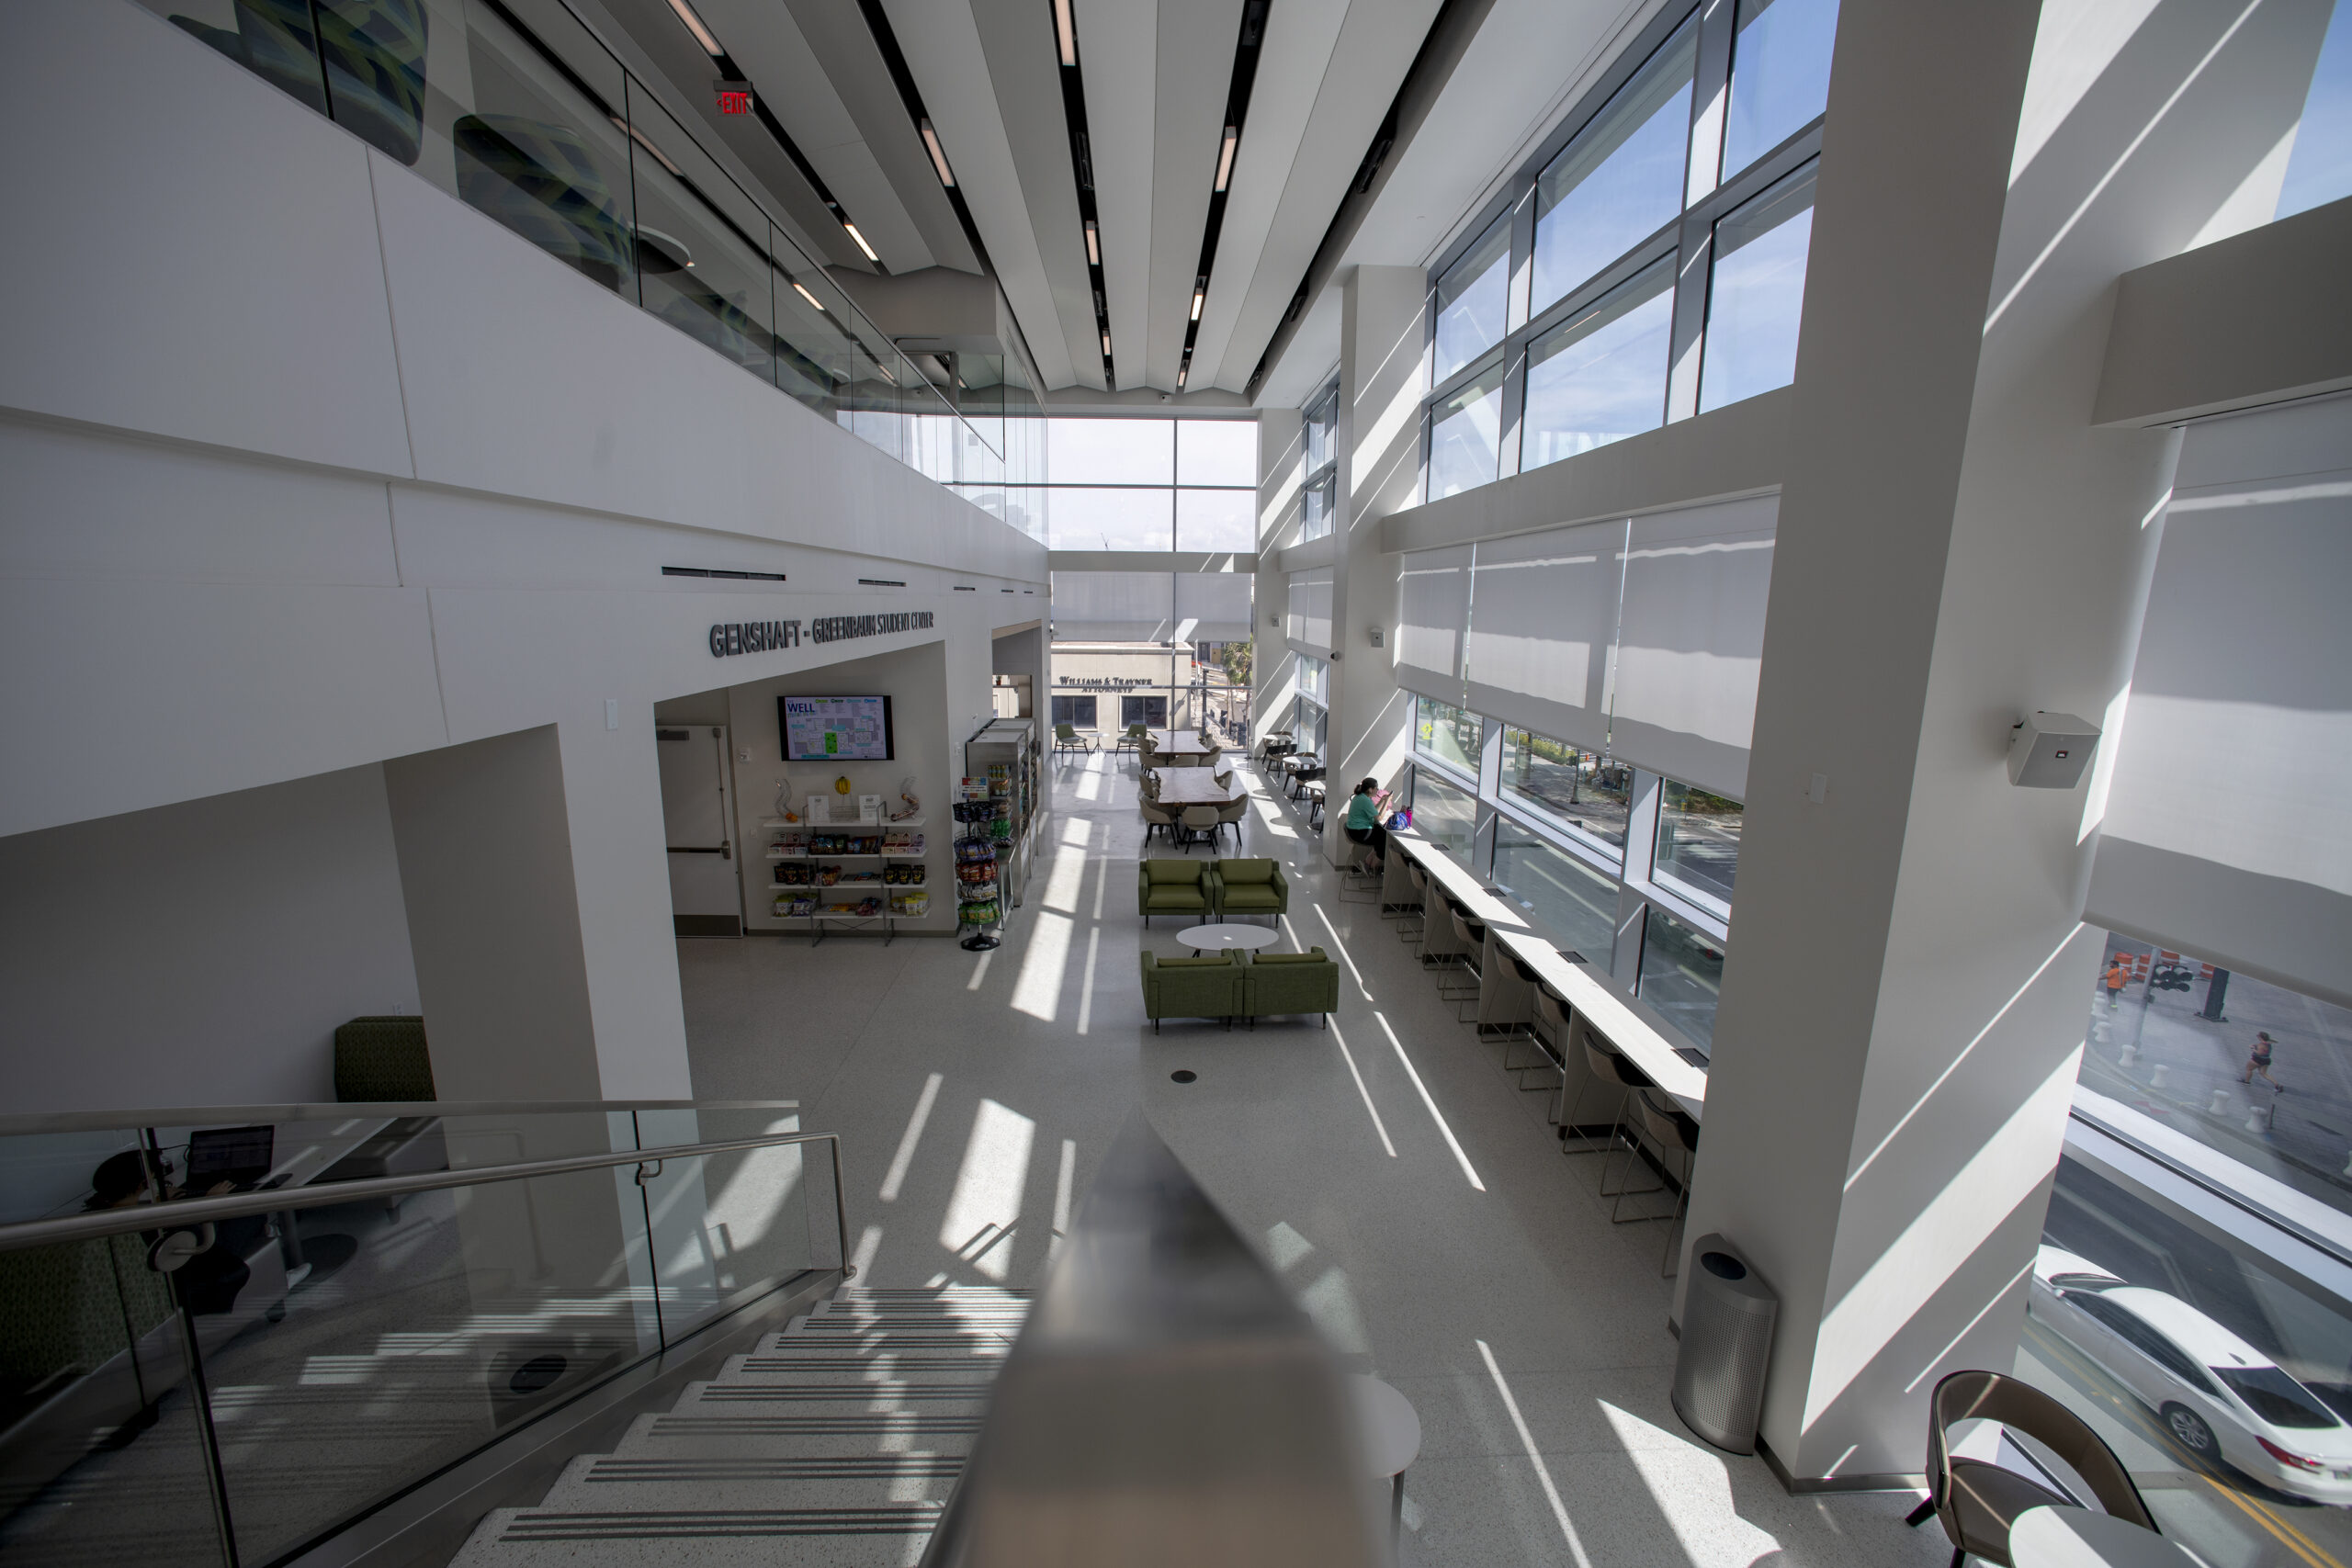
(761, 816, 924, 829)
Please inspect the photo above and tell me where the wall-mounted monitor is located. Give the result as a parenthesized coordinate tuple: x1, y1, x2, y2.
(782, 695, 895, 760)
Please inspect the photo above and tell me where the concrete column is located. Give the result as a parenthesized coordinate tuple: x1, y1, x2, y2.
(386, 722, 692, 1101)
(1681, 0, 2336, 1486)
(1325, 265, 1427, 868)
(1251, 408, 1303, 751)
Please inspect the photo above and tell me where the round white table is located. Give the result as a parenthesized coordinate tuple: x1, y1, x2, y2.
(1348, 1373, 1421, 1544)
(1179, 924, 1282, 954)
(2009, 1506, 2201, 1568)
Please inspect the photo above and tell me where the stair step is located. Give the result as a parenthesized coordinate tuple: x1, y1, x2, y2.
(673, 1381, 994, 1410)
(710, 1362, 1003, 1388)
(454, 1503, 939, 1565)
(616, 1410, 984, 1459)
(767, 1330, 1015, 1350)
(536, 1451, 961, 1513)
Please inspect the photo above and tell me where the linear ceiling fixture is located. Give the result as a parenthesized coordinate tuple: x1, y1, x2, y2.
(842, 222, 879, 263)
(920, 118, 956, 186)
(1049, 0, 1114, 388)
(1175, 0, 1268, 395)
(662, 0, 723, 57)
(792, 280, 826, 310)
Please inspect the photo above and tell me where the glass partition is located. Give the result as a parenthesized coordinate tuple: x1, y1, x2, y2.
(0, 1102, 834, 1568)
(1493, 818, 1620, 957)
(1499, 727, 1630, 848)
(1653, 780, 1741, 914)
(1408, 768, 1479, 858)
(1413, 694, 1484, 777)
(1637, 905, 1724, 1051)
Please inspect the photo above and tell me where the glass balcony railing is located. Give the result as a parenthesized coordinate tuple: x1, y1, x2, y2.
(134, 0, 1046, 539)
(0, 1100, 843, 1568)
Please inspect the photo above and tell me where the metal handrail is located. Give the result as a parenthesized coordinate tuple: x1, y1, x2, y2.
(0, 1131, 854, 1276)
(0, 1097, 798, 1137)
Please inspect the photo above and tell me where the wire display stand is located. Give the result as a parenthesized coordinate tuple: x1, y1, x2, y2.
(954, 795, 1001, 951)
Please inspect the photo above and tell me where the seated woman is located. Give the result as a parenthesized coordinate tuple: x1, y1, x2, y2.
(1342, 777, 1393, 871)
(88, 1149, 254, 1317)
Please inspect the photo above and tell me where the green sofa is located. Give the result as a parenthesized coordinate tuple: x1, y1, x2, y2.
(1139, 951, 1243, 1032)
(1244, 948, 1341, 1027)
(1213, 859, 1289, 926)
(334, 1016, 435, 1101)
(1138, 859, 1214, 927)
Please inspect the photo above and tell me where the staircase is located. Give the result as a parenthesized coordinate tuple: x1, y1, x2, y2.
(451, 1284, 1030, 1566)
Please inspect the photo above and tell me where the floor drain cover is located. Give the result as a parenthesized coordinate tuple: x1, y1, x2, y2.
(1170, 1070, 1197, 1084)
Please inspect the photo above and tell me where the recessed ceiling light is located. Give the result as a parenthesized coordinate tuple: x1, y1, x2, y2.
(793, 281, 825, 310)
(920, 119, 956, 187)
(1055, 0, 1077, 66)
(1214, 125, 1238, 192)
(1084, 220, 1100, 265)
(1102, 332, 1113, 357)
(1191, 288, 1204, 321)
(842, 222, 879, 263)
(663, 0, 723, 57)
(1176, 366, 1187, 389)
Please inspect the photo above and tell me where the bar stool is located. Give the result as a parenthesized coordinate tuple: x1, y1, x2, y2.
(1617, 1088, 1701, 1275)
(1396, 863, 1430, 942)
(1500, 959, 1565, 1087)
(1439, 906, 1485, 1017)
(1532, 988, 1578, 1110)
(1340, 839, 1382, 904)
(1570, 1028, 1655, 1195)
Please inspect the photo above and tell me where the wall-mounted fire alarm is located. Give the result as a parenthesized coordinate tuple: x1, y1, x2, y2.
(2007, 711, 2100, 789)
(1368, 625, 1385, 648)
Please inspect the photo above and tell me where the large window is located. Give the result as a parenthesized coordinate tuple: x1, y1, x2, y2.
(1637, 906, 1724, 1051)
(1408, 770, 1479, 857)
(1413, 695, 1483, 777)
(1500, 728, 1630, 849)
(1299, 379, 1340, 543)
(1121, 694, 1170, 728)
(1051, 694, 1097, 728)
(1652, 781, 1741, 914)
(1493, 822, 1620, 958)
(1422, 0, 1836, 501)
(1022, 418, 1257, 550)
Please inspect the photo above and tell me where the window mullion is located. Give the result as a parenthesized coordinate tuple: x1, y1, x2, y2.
(1665, 209, 1713, 423)
(1684, 0, 1737, 209)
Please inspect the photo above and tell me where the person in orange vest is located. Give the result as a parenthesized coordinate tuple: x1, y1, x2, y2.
(2104, 954, 2132, 1012)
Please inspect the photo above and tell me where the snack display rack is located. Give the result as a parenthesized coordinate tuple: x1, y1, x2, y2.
(953, 791, 1001, 952)
(760, 818, 929, 945)
(959, 718, 1040, 917)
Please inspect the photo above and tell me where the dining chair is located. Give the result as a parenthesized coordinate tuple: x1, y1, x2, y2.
(1214, 796, 1248, 850)
(1911, 1370, 2154, 1568)
(1617, 1088, 1702, 1274)
(1180, 805, 1221, 852)
(1575, 1029, 1656, 1196)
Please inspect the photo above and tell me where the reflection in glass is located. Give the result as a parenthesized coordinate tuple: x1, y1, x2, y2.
(1500, 728, 1630, 848)
(1295, 655, 1329, 705)
(1409, 768, 1479, 857)
(1413, 695, 1483, 776)
(1427, 361, 1504, 500)
(1532, 21, 1696, 316)
(1638, 906, 1723, 1051)
(1176, 489, 1254, 552)
(1521, 260, 1673, 469)
(1047, 418, 1174, 485)
(1433, 218, 1512, 386)
(1722, 0, 1839, 178)
(1301, 471, 1336, 542)
(2075, 935, 2352, 1222)
(1294, 695, 1329, 758)
(2018, 1149, 2352, 1563)
(1046, 488, 1173, 550)
(1653, 780, 1741, 910)
(1176, 421, 1257, 486)
(2278, 0, 2352, 219)
(1305, 384, 1339, 473)
(1494, 820, 1620, 956)
(1700, 164, 1816, 412)
(628, 89, 775, 385)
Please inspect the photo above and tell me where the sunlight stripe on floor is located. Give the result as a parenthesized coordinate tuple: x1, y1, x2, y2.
(1375, 1010, 1485, 1191)
(1328, 1021, 1396, 1158)
(1478, 1338, 1595, 1568)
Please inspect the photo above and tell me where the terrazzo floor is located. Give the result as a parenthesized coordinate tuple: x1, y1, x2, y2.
(677, 746, 1954, 1568)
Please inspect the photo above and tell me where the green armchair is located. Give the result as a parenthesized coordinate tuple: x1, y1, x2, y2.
(1138, 859, 1213, 927)
(334, 1016, 435, 1100)
(1140, 951, 1243, 1032)
(1243, 948, 1340, 1027)
(1213, 859, 1288, 926)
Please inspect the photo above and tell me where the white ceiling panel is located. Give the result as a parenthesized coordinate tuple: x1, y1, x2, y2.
(1210, 0, 1439, 392)
(883, 0, 1079, 388)
(1142, 0, 1241, 389)
(1079, 0, 1157, 385)
(808, 140, 936, 273)
(1181, 0, 1348, 389)
(1259, 285, 1341, 409)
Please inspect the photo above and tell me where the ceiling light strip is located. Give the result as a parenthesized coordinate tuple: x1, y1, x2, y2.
(1049, 0, 1114, 387)
(1176, 0, 1269, 396)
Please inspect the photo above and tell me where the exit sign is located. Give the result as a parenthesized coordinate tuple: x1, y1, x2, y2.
(715, 83, 753, 115)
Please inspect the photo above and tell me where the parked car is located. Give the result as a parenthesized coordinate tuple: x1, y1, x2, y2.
(2028, 1245, 2352, 1504)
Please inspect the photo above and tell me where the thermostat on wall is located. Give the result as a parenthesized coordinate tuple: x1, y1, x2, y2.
(2007, 711, 2100, 789)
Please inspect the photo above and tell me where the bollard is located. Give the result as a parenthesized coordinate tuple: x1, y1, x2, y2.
(2211, 1089, 2233, 1115)
(2119, 1044, 2137, 1067)
(2151, 1064, 2168, 1089)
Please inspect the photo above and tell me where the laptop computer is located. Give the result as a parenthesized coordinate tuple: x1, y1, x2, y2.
(186, 1124, 276, 1191)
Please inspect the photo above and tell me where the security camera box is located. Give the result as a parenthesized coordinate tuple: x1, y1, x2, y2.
(2007, 711, 2100, 789)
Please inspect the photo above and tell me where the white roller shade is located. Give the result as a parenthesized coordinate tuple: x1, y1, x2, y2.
(1464, 520, 1626, 754)
(1393, 546, 1471, 698)
(1609, 495, 1777, 799)
(1051, 571, 1174, 641)
(1174, 571, 1252, 641)
(2086, 397, 2352, 1007)
(1285, 569, 1332, 653)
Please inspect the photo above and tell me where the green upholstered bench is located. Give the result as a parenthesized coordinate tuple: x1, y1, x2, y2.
(1140, 951, 1243, 1032)
(1212, 858, 1288, 925)
(334, 1016, 435, 1101)
(1137, 859, 1213, 927)
(1243, 948, 1340, 1027)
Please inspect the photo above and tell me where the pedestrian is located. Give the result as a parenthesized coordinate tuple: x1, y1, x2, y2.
(2244, 1032, 2279, 1089)
(2104, 954, 2131, 1012)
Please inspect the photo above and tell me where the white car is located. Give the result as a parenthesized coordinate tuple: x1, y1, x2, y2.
(2029, 1246, 2352, 1504)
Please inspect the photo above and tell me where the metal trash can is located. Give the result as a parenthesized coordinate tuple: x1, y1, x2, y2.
(1672, 1235, 1777, 1454)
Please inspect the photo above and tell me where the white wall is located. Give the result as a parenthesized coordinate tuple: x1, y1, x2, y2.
(0, 764, 418, 1113)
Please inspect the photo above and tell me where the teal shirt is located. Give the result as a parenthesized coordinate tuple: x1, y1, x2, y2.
(1344, 792, 1381, 830)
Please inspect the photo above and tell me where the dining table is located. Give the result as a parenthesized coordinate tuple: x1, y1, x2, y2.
(1148, 770, 1245, 807)
(1145, 730, 1215, 758)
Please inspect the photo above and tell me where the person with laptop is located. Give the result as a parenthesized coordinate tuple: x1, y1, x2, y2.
(86, 1130, 272, 1316)
(1344, 778, 1395, 873)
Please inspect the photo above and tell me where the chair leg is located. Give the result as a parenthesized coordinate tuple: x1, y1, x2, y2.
(1951, 1550, 1967, 1568)
(1905, 1499, 1937, 1528)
